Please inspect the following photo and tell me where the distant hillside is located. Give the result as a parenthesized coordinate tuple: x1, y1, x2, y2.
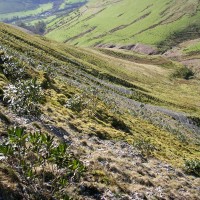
(0, 0, 86, 25)
(46, 0, 200, 51)
(0, 0, 52, 14)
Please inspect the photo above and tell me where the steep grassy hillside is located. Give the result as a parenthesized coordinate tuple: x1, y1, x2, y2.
(46, 0, 200, 50)
(0, 23, 200, 199)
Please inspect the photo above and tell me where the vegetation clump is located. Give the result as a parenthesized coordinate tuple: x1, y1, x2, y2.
(172, 66, 194, 80)
(0, 50, 44, 116)
(1, 54, 25, 81)
(133, 138, 156, 156)
(0, 127, 85, 199)
(66, 93, 88, 112)
(3, 78, 44, 116)
(66, 88, 99, 115)
(184, 159, 200, 177)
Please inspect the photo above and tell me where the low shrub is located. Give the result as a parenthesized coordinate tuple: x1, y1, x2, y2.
(3, 78, 44, 116)
(184, 159, 200, 177)
(66, 93, 87, 112)
(0, 127, 85, 199)
(172, 67, 194, 80)
(133, 138, 156, 156)
(1, 54, 26, 81)
(66, 88, 99, 115)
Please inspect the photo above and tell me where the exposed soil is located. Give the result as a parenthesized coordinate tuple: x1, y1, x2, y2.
(96, 43, 158, 55)
(163, 47, 182, 59)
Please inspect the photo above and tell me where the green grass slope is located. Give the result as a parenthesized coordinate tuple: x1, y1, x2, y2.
(0, 22, 200, 199)
(46, 0, 200, 50)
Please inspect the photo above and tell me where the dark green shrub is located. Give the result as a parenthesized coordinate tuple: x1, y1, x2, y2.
(0, 51, 4, 65)
(172, 67, 194, 80)
(184, 159, 200, 177)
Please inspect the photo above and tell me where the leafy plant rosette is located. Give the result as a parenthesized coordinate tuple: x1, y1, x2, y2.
(0, 127, 85, 199)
